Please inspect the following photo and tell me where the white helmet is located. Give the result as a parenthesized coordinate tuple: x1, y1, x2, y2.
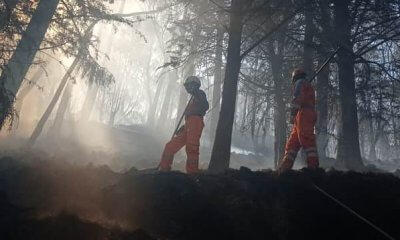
(184, 76, 201, 87)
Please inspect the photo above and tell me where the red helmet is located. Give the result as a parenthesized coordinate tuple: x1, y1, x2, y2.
(292, 68, 307, 81)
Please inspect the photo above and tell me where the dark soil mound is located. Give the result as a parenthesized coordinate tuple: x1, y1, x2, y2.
(0, 156, 399, 240)
(102, 168, 400, 240)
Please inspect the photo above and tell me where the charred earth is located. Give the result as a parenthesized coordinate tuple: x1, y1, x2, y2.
(0, 156, 399, 240)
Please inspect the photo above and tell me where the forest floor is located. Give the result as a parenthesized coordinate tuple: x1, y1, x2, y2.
(0, 153, 400, 240)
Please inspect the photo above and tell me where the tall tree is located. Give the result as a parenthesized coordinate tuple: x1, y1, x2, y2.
(314, 0, 332, 160)
(0, 0, 19, 30)
(157, 71, 177, 128)
(303, 4, 315, 74)
(27, 57, 80, 146)
(210, 27, 224, 140)
(14, 67, 44, 116)
(333, 0, 364, 170)
(315, 60, 330, 159)
(79, 0, 127, 122)
(50, 81, 73, 135)
(0, 0, 60, 128)
(208, 0, 244, 173)
(268, 33, 288, 168)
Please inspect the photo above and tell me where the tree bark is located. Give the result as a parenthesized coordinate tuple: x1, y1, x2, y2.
(208, 0, 244, 173)
(315, 0, 332, 160)
(316, 60, 329, 159)
(0, 0, 19, 30)
(109, 109, 117, 126)
(146, 22, 166, 126)
(79, 84, 99, 122)
(303, 5, 314, 74)
(210, 27, 224, 140)
(250, 94, 257, 140)
(157, 72, 176, 128)
(301, 9, 316, 160)
(261, 107, 270, 148)
(368, 119, 378, 161)
(0, 0, 60, 128)
(79, 0, 126, 122)
(240, 92, 248, 131)
(27, 57, 79, 146)
(268, 36, 287, 169)
(144, 50, 153, 116)
(147, 78, 163, 125)
(149, 17, 176, 127)
(49, 81, 72, 135)
(333, 0, 364, 170)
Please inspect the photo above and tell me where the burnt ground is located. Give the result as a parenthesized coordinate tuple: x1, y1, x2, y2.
(0, 155, 399, 240)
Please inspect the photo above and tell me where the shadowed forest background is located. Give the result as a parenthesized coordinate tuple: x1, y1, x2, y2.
(0, 0, 400, 239)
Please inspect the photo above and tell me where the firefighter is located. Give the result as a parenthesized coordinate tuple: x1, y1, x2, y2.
(278, 69, 319, 172)
(159, 76, 209, 174)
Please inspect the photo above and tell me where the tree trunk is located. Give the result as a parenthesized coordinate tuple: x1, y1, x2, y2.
(359, 121, 366, 158)
(210, 27, 224, 140)
(240, 92, 248, 131)
(167, 87, 176, 121)
(268, 36, 287, 168)
(250, 94, 257, 140)
(146, 22, 166, 126)
(392, 105, 399, 148)
(157, 72, 176, 128)
(144, 50, 153, 115)
(27, 57, 79, 146)
(49, 81, 72, 136)
(333, 0, 364, 170)
(0, 0, 19, 30)
(303, 5, 315, 74)
(109, 110, 117, 126)
(315, 0, 332, 160)
(316, 59, 329, 159)
(368, 119, 378, 161)
(79, 0, 126, 122)
(261, 111, 269, 147)
(0, 0, 60, 128)
(14, 67, 44, 116)
(208, 0, 244, 173)
(79, 84, 99, 122)
(147, 78, 163, 125)
(256, 100, 269, 139)
(98, 90, 107, 123)
(149, 16, 176, 128)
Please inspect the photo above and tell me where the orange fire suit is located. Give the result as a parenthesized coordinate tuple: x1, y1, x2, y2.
(279, 77, 319, 171)
(160, 89, 209, 174)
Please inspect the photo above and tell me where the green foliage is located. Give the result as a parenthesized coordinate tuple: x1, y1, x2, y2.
(77, 53, 115, 86)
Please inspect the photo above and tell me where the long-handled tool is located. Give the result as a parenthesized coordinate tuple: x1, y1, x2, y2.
(308, 46, 342, 83)
(171, 96, 194, 139)
(141, 96, 194, 173)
